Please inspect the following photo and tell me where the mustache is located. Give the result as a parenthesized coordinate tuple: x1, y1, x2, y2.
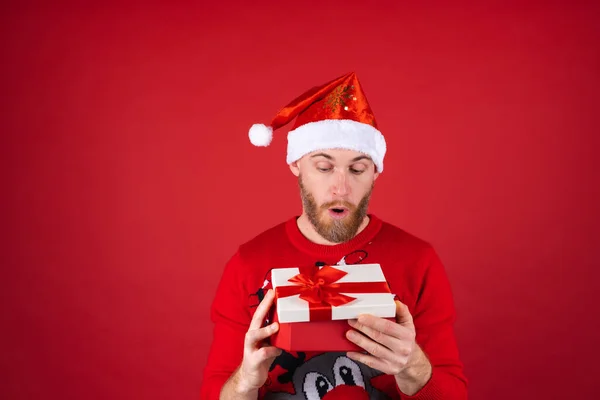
(320, 200, 356, 210)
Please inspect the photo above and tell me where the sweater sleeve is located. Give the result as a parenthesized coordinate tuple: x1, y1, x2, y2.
(397, 247, 468, 400)
(200, 250, 252, 400)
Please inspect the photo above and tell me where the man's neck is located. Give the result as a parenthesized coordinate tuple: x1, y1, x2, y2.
(296, 213, 370, 246)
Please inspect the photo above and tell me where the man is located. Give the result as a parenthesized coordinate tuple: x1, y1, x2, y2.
(200, 72, 467, 399)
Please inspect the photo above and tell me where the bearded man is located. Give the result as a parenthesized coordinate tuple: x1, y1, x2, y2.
(200, 72, 467, 400)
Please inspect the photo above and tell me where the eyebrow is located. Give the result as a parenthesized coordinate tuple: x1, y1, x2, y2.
(350, 155, 372, 162)
(310, 153, 373, 163)
(310, 152, 333, 160)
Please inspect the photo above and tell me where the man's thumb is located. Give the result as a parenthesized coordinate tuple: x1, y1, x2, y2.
(395, 300, 414, 327)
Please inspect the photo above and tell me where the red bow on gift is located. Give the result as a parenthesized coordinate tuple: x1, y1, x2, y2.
(275, 265, 391, 321)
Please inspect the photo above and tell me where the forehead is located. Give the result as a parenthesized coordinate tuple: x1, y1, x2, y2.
(305, 149, 373, 163)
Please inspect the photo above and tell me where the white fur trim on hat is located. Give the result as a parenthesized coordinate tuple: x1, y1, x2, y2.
(286, 119, 387, 172)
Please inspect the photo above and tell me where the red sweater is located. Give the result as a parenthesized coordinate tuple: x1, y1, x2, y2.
(201, 215, 467, 399)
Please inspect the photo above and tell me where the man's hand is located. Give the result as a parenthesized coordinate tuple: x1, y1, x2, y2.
(345, 300, 433, 396)
(220, 289, 282, 399)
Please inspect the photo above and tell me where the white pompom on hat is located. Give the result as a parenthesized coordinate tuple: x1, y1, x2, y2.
(248, 72, 387, 172)
(248, 124, 273, 147)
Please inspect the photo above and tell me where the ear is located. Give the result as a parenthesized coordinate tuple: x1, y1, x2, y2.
(289, 160, 300, 177)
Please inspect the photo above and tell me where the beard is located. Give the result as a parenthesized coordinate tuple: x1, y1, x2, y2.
(298, 175, 373, 243)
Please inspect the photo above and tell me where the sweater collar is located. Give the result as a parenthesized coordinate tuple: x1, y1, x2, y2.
(285, 214, 383, 262)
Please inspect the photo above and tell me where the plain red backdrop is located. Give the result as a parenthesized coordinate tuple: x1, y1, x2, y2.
(2, 1, 599, 399)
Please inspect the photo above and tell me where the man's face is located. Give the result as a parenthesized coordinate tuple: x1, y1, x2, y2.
(291, 149, 379, 243)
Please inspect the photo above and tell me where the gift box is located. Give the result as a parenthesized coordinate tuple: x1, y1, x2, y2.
(269, 263, 396, 352)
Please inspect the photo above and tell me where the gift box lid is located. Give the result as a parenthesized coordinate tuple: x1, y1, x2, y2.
(271, 263, 396, 323)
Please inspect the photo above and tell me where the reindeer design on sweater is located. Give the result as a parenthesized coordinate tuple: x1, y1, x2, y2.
(264, 351, 389, 400)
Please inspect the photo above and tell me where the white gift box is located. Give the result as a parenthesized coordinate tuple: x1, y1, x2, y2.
(271, 263, 396, 323)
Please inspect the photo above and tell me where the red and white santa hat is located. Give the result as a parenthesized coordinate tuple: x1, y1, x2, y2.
(248, 72, 387, 172)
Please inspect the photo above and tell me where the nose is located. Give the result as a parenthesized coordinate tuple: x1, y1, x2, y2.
(323, 384, 369, 400)
(332, 170, 350, 197)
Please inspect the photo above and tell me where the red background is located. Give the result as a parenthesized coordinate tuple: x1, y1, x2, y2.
(2, 2, 599, 399)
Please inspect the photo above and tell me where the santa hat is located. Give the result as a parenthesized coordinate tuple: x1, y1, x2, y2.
(248, 72, 387, 172)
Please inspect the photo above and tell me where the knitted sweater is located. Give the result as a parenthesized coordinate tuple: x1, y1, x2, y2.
(200, 215, 467, 399)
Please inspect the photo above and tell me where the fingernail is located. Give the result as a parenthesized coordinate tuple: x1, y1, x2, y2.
(348, 319, 356, 326)
(270, 323, 278, 331)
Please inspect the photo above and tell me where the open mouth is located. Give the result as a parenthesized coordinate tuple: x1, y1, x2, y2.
(328, 207, 349, 219)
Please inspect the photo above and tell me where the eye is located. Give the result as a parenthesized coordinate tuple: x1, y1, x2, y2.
(350, 167, 365, 175)
(303, 372, 333, 400)
(333, 356, 365, 388)
(315, 162, 333, 173)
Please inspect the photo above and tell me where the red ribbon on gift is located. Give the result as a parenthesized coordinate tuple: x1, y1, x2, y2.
(275, 265, 391, 321)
